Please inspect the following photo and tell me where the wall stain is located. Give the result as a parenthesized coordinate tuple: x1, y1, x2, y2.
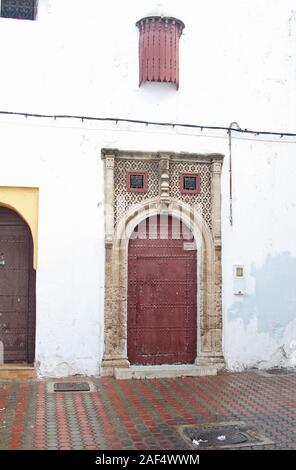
(228, 252, 296, 338)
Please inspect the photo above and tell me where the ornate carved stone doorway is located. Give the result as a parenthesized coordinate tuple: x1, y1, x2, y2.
(101, 149, 224, 378)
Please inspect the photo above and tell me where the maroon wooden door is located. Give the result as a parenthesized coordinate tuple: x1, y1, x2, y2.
(128, 215, 197, 365)
(0, 207, 35, 363)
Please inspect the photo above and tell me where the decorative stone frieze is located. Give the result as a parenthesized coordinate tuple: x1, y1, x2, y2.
(159, 153, 171, 204)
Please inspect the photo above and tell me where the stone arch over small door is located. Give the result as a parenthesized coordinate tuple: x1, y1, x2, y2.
(127, 214, 197, 365)
(0, 206, 36, 363)
(102, 198, 224, 375)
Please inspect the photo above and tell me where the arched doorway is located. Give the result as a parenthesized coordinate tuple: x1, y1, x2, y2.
(0, 206, 35, 363)
(127, 214, 197, 365)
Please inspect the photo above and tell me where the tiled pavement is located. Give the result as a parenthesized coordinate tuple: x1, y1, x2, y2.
(0, 370, 296, 450)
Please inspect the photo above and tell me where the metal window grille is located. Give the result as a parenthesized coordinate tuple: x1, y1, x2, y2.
(180, 173, 201, 195)
(183, 176, 197, 191)
(130, 175, 144, 189)
(0, 0, 37, 20)
(126, 171, 148, 193)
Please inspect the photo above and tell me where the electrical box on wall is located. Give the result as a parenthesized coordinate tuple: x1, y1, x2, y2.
(233, 265, 245, 295)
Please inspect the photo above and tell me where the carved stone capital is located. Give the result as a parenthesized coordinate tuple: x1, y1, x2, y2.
(211, 160, 222, 174)
(101, 148, 118, 158)
(105, 236, 113, 247)
(105, 156, 115, 169)
(214, 236, 222, 248)
(159, 157, 170, 171)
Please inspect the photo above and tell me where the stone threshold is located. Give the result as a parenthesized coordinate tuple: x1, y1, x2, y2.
(0, 364, 36, 379)
(114, 364, 218, 380)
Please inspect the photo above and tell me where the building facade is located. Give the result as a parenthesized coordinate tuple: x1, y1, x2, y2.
(0, 0, 296, 377)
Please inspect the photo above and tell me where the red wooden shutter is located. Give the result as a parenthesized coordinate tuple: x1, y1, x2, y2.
(136, 16, 185, 89)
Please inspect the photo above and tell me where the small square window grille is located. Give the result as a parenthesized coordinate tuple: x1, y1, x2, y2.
(1, 0, 37, 21)
(127, 172, 147, 193)
(130, 174, 143, 189)
(184, 176, 196, 190)
(180, 173, 201, 194)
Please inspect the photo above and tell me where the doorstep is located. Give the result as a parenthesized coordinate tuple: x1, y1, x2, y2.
(114, 364, 218, 380)
(0, 364, 36, 379)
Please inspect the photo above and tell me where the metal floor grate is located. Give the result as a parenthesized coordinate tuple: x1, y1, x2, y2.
(264, 368, 294, 375)
(255, 367, 295, 377)
(178, 421, 273, 449)
(53, 382, 91, 392)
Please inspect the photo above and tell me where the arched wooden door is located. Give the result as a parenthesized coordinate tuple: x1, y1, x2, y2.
(127, 215, 197, 365)
(0, 207, 35, 363)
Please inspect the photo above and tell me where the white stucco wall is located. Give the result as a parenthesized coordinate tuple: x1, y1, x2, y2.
(0, 0, 296, 375)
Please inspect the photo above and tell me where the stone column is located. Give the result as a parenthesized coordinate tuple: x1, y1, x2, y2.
(211, 158, 223, 245)
(101, 150, 129, 375)
(104, 153, 115, 245)
(199, 157, 225, 368)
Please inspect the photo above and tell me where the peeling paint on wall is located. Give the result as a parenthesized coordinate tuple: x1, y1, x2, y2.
(229, 252, 296, 337)
(226, 253, 296, 370)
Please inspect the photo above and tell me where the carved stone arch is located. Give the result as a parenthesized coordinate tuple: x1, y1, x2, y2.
(101, 149, 224, 377)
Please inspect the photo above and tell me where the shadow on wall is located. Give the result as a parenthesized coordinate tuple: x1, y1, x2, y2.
(229, 252, 296, 339)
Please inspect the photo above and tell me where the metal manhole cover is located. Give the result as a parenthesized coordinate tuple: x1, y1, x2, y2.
(184, 426, 248, 446)
(178, 421, 273, 449)
(264, 368, 294, 375)
(54, 382, 91, 392)
(255, 367, 295, 377)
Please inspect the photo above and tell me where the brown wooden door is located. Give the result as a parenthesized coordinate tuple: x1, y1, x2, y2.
(0, 207, 35, 363)
(128, 215, 197, 365)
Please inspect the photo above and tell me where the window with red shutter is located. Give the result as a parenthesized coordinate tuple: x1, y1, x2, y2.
(136, 16, 185, 89)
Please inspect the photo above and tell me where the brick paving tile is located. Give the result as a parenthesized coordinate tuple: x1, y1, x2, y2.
(0, 370, 296, 450)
